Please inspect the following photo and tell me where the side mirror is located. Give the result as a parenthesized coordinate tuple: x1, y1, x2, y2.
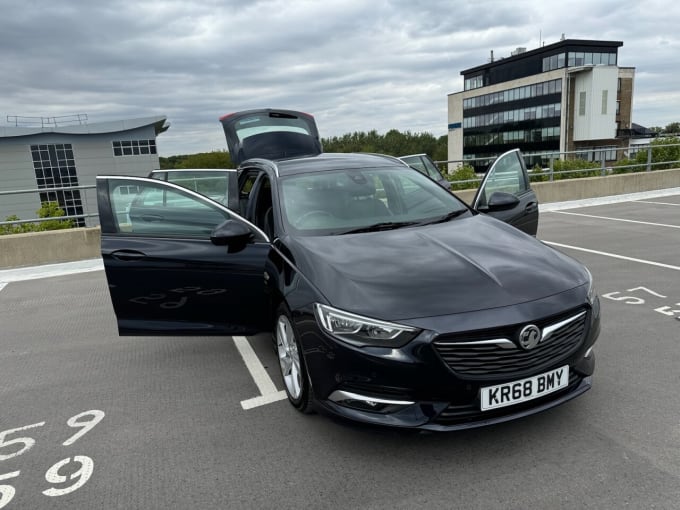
(486, 191, 520, 211)
(210, 220, 254, 252)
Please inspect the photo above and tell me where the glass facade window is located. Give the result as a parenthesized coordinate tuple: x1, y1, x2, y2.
(463, 126, 561, 147)
(112, 139, 157, 157)
(579, 92, 587, 116)
(566, 51, 616, 67)
(30, 143, 84, 226)
(464, 75, 484, 91)
(463, 79, 562, 110)
(577, 146, 617, 162)
(601, 90, 608, 115)
(463, 103, 561, 129)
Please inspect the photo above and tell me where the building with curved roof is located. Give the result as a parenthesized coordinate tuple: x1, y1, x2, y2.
(0, 115, 168, 226)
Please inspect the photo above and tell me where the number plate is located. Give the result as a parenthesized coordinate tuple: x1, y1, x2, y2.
(480, 365, 569, 411)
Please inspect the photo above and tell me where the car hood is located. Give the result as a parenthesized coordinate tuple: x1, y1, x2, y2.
(282, 215, 588, 321)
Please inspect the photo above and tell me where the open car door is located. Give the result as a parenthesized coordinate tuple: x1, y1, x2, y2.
(96, 176, 270, 336)
(219, 108, 322, 165)
(471, 149, 539, 235)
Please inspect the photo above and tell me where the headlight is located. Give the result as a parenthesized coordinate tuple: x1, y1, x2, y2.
(585, 267, 596, 304)
(313, 303, 421, 348)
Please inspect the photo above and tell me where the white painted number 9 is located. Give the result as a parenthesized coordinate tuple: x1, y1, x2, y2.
(63, 410, 105, 446)
(42, 456, 94, 497)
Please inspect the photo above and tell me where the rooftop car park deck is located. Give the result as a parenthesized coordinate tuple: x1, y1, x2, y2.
(1, 189, 679, 509)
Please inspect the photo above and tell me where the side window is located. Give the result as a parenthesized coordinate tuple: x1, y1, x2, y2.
(166, 171, 231, 205)
(108, 179, 230, 236)
(477, 151, 528, 208)
(239, 171, 260, 215)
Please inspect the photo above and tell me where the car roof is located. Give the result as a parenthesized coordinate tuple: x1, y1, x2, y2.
(251, 152, 406, 177)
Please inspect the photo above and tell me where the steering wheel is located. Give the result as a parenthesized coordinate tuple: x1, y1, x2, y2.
(295, 210, 334, 227)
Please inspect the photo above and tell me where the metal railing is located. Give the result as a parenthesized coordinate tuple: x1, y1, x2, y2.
(6, 114, 88, 128)
(0, 184, 99, 227)
(2, 142, 679, 229)
(436, 142, 680, 183)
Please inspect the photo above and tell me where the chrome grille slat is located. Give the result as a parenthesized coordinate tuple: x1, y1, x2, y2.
(432, 309, 588, 379)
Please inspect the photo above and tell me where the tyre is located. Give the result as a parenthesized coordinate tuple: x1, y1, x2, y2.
(275, 305, 314, 413)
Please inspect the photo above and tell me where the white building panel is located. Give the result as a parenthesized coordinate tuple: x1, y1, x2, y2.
(572, 66, 618, 141)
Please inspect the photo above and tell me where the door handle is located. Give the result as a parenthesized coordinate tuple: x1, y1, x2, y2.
(111, 250, 147, 261)
(140, 214, 163, 222)
(525, 202, 538, 212)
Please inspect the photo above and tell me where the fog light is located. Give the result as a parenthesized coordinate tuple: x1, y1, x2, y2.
(328, 390, 414, 413)
(584, 346, 594, 358)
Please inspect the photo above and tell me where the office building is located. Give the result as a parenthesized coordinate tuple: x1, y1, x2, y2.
(447, 39, 635, 169)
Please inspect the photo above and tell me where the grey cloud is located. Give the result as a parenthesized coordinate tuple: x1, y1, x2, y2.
(1, 0, 678, 155)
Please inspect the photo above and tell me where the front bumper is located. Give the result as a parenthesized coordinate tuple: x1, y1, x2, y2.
(296, 287, 600, 431)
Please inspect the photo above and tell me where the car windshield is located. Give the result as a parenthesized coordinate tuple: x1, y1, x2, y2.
(279, 165, 469, 235)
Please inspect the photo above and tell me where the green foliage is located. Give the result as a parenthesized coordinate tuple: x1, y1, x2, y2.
(0, 202, 73, 235)
(529, 164, 549, 182)
(321, 129, 447, 160)
(664, 122, 680, 134)
(611, 158, 646, 174)
(159, 150, 233, 170)
(636, 136, 680, 170)
(551, 159, 601, 179)
(36, 202, 74, 231)
(445, 165, 479, 190)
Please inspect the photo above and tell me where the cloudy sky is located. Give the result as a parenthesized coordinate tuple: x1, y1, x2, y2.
(2, 0, 678, 156)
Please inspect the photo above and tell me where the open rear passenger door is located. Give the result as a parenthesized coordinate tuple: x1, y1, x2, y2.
(97, 176, 270, 336)
(472, 149, 539, 235)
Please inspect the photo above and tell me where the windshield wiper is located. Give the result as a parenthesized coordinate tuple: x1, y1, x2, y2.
(339, 221, 420, 235)
(416, 209, 467, 226)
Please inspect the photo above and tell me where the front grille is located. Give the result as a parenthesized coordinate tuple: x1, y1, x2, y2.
(433, 371, 583, 426)
(432, 308, 588, 380)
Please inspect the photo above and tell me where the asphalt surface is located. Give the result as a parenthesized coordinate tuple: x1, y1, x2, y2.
(1, 190, 679, 509)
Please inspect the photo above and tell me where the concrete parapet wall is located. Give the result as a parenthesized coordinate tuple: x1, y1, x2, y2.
(532, 168, 680, 203)
(0, 227, 101, 269)
(0, 168, 678, 268)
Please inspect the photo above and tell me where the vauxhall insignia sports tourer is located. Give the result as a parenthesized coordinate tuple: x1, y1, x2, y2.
(96, 109, 600, 430)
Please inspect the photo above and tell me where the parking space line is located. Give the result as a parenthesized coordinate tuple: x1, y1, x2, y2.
(545, 241, 680, 271)
(551, 211, 680, 229)
(241, 391, 287, 410)
(232, 336, 278, 394)
(232, 335, 287, 409)
(634, 200, 680, 207)
(0, 282, 7, 293)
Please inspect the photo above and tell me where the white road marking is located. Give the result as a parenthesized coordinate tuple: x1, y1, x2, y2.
(232, 335, 285, 409)
(545, 241, 680, 271)
(0, 282, 7, 293)
(0, 258, 103, 283)
(539, 187, 680, 211)
(240, 391, 288, 410)
(634, 200, 680, 206)
(551, 211, 680, 229)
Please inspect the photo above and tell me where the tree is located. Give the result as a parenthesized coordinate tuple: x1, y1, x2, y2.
(159, 151, 233, 169)
(664, 122, 680, 134)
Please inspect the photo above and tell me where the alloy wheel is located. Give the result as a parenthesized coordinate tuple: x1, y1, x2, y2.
(276, 314, 302, 400)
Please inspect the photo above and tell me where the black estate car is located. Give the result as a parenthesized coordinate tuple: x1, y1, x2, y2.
(96, 109, 600, 430)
